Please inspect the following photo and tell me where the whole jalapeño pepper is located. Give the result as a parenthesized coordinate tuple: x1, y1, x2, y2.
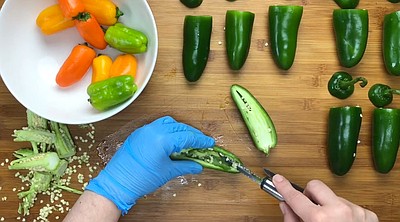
(87, 75, 137, 111)
(182, 15, 212, 82)
(328, 106, 362, 176)
(105, 23, 148, 54)
(372, 108, 400, 174)
(327, 71, 368, 99)
(383, 11, 400, 76)
(36, 4, 75, 35)
(368, 83, 400, 108)
(333, 9, 369, 68)
(225, 10, 255, 70)
(269, 5, 303, 70)
(333, 0, 360, 9)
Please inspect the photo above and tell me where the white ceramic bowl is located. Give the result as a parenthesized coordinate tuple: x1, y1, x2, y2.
(0, 0, 158, 124)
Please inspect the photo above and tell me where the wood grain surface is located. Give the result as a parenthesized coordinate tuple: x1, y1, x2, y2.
(1, 0, 400, 221)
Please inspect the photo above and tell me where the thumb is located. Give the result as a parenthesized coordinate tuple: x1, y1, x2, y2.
(170, 160, 203, 178)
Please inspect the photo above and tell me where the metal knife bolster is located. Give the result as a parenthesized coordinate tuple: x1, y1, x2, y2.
(260, 178, 284, 202)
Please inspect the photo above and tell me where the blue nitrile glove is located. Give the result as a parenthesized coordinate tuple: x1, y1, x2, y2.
(85, 116, 215, 215)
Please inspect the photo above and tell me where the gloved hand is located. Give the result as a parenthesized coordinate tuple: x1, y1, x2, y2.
(85, 116, 215, 215)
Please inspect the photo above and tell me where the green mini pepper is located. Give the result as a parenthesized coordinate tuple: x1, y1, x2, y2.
(327, 71, 368, 99)
(383, 11, 400, 76)
(87, 75, 137, 111)
(225, 10, 255, 70)
(333, 9, 369, 68)
(269, 5, 303, 70)
(328, 106, 362, 176)
(105, 23, 148, 54)
(182, 15, 212, 82)
(368, 83, 400, 108)
(372, 108, 400, 174)
(334, 0, 360, 9)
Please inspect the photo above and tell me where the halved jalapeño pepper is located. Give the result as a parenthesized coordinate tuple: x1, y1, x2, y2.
(383, 11, 400, 76)
(328, 106, 362, 176)
(230, 84, 277, 156)
(182, 15, 212, 82)
(269, 5, 303, 70)
(333, 9, 369, 68)
(225, 10, 255, 70)
(372, 108, 400, 174)
(170, 146, 242, 173)
(334, 0, 360, 9)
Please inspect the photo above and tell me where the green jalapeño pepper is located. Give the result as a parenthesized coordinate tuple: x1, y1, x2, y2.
(328, 106, 362, 176)
(333, 9, 369, 68)
(182, 15, 212, 82)
(368, 83, 400, 108)
(387, 0, 400, 3)
(87, 75, 137, 111)
(383, 11, 400, 76)
(225, 10, 255, 70)
(372, 108, 400, 174)
(105, 23, 148, 54)
(334, 0, 360, 9)
(180, 0, 203, 8)
(170, 146, 243, 173)
(327, 71, 368, 99)
(269, 5, 303, 70)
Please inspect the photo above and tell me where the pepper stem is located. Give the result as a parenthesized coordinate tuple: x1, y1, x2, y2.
(388, 89, 400, 96)
(339, 77, 368, 89)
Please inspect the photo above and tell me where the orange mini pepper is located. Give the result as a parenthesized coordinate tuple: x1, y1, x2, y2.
(58, 0, 85, 19)
(74, 12, 108, 50)
(56, 44, 96, 87)
(109, 54, 138, 78)
(36, 4, 75, 35)
(81, 0, 124, 26)
(91, 54, 113, 83)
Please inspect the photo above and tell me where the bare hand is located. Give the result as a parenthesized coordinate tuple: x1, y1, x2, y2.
(272, 174, 378, 222)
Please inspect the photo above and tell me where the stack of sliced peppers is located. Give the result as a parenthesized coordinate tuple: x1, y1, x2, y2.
(36, 0, 149, 111)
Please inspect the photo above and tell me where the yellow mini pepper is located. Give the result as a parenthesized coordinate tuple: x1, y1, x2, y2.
(110, 54, 138, 78)
(36, 4, 75, 35)
(81, 0, 124, 26)
(91, 55, 113, 83)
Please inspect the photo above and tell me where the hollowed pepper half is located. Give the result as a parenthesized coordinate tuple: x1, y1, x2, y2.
(182, 15, 212, 82)
(368, 83, 400, 108)
(105, 23, 148, 54)
(327, 71, 368, 99)
(328, 106, 362, 176)
(372, 108, 400, 174)
(383, 11, 400, 76)
(333, 9, 369, 68)
(269, 5, 303, 70)
(225, 10, 255, 70)
(87, 75, 137, 111)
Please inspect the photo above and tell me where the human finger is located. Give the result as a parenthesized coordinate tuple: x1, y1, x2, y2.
(273, 174, 316, 221)
(164, 131, 215, 153)
(279, 202, 301, 222)
(303, 180, 338, 205)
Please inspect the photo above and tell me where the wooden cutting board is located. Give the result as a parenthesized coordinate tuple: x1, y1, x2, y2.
(1, 0, 400, 221)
